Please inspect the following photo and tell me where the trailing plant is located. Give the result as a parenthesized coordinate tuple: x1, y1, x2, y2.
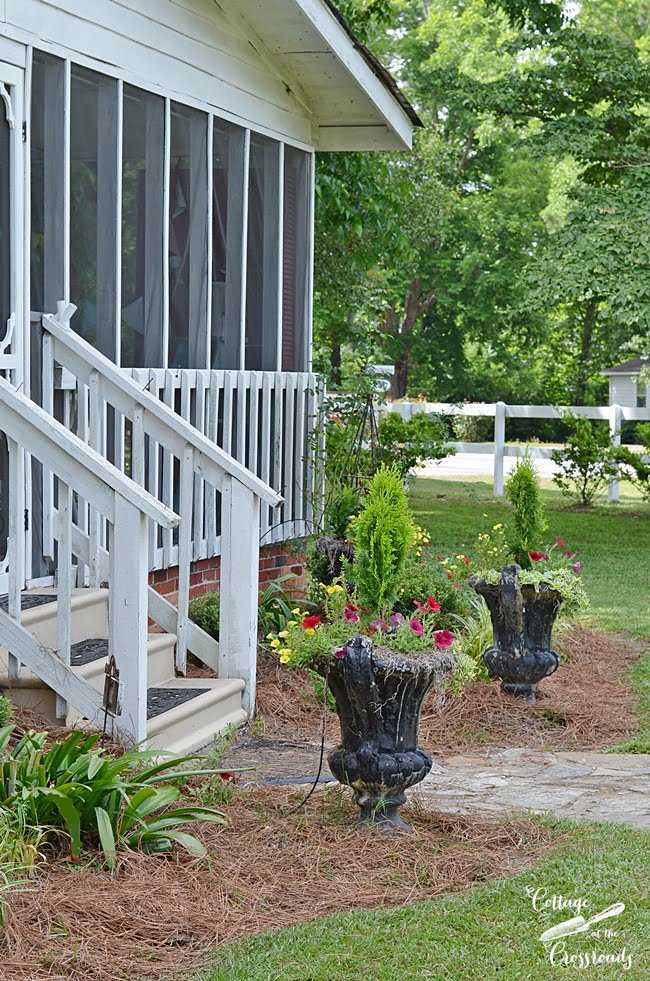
(551, 413, 618, 506)
(0, 728, 229, 869)
(505, 452, 547, 568)
(189, 591, 220, 640)
(352, 464, 415, 615)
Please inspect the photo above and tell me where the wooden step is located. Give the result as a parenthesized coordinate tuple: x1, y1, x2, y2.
(145, 678, 247, 755)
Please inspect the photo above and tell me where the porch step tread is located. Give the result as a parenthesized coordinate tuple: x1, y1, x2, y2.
(70, 637, 108, 666)
(0, 593, 57, 613)
(147, 686, 207, 721)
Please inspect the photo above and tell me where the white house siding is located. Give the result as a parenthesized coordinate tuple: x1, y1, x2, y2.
(1, 0, 314, 146)
(610, 376, 642, 408)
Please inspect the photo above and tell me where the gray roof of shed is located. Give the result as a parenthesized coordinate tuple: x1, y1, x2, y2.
(602, 357, 650, 376)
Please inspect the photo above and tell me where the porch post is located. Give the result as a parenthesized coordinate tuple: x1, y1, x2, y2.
(109, 496, 149, 744)
(219, 476, 260, 715)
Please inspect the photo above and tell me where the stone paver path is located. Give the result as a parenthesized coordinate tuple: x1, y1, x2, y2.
(415, 748, 650, 830)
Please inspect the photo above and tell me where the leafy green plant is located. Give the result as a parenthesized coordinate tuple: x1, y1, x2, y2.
(257, 574, 299, 636)
(376, 412, 452, 478)
(392, 549, 474, 628)
(551, 413, 618, 506)
(616, 423, 650, 503)
(189, 591, 220, 640)
(352, 465, 415, 614)
(0, 696, 11, 728)
(505, 452, 547, 568)
(448, 596, 493, 684)
(0, 727, 228, 869)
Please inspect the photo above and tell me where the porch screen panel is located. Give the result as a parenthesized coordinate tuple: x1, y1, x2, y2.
(211, 120, 246, 369)
(30, 52, 66, 314)
(282, 147, 309, 371)
(69, 66, 119, 359)
(168, 103, 209, 368)
(0, 94, 9, 565)
(121, 85, 165, 367)
(245, 135, 280, 370)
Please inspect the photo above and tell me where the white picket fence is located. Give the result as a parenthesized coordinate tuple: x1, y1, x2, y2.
(387, 400, 650, 501)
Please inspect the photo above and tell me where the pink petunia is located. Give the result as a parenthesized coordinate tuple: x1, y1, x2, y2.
(390, 613, 406, 627)
(410, 617, 424, 635)
(528, 551, 544, 563)
(368, 619, 388, 635)
(573, 561, 581, 574)
(344, 605, 360, 623)
(555, 536, 566, 549)
(433, 629, 454, 649)
(334, 646, 347, 659)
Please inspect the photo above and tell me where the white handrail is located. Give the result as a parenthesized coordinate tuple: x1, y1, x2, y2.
(0, 377, 179, 529)
(0, 376, 178, 742)
(42, 311, 282, 507)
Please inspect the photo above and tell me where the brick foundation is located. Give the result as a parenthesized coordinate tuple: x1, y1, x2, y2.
(149, 541, 307, 603)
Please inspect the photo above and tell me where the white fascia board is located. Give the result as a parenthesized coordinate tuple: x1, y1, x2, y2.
(293, 0, 414, 150)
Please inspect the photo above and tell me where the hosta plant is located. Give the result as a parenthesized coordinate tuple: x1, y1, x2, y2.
(0, 727, 230, 869)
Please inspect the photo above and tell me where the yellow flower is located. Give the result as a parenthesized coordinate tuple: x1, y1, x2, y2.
(278, 630, 288, 639)
(287, 620, 297, 627)
(305, 628, 316, 635)
(279, 652, 291, 664)
(291, 608, 301, 615)
(266, 633, 275, 641)
(493, 524, 503, 531)
(270, 639, 280, 649)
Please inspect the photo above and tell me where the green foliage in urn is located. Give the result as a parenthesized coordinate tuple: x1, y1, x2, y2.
(505, 453, 547, 568)
(352, 465, 415, 615)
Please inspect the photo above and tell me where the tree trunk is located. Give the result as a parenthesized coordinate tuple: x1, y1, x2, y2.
(574, 299, 598, 405)
(383, 279, 437, 401)
(331, 342, 342, 388)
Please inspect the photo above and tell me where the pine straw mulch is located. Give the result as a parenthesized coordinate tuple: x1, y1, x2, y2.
(255, 624, 646, 754)
(0, 786, 557, 981)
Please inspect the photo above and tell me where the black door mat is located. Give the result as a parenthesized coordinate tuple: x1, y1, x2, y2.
(70, 638, 108, 667)
(0, 594, 57, 613)
(147, 687, 207, 721)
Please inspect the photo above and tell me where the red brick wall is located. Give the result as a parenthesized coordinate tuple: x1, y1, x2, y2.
(149, 542, 307, 604)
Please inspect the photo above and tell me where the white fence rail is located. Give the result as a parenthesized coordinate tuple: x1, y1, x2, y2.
(387, 400, 650, 501)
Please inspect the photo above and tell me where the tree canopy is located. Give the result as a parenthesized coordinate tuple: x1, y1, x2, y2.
(314, 0, 650, 404)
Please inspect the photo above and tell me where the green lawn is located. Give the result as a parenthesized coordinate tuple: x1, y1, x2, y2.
(196, 820, 649, 980)
(409, 476, 650, 641)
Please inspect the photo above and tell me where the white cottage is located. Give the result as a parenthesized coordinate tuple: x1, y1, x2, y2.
(0, 0, 418, 750)
(603, 357, 650, 410)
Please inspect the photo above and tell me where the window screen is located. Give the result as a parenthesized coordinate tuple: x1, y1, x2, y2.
(282, 147, 310, 371)
(245, 134, 280, 370)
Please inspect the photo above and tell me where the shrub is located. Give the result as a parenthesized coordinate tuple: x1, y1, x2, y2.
(189, 591, 220, 640)
(392, 551, 473, 628)
(376, 412, 452, 478)
(551, 413, 618, 506)
(0, 727, 227, 868)
(616, 423, 650, 502)
(352, 465, 415, 614)
(505, 452, 547, 568)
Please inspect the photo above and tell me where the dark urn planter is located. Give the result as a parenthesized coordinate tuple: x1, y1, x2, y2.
(315, 634, 454, 830)
(472, 563, 562, 702)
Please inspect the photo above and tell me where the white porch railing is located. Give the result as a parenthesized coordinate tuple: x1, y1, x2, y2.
(126, 368, 324, 555)
(0, 375, 178, 743)
(40, 308, 282, 712)
(387, 400, 650, 501)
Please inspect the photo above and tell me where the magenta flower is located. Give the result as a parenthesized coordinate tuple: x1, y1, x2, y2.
(368, 619, 388, 635)
(409, 617, 424, 635)
(433, 629, 454, 649)
(344, 605, 360, 623)
(334, 646, 346, 659)
(573, 561, 581, 574)
(390, 613, 406, 627)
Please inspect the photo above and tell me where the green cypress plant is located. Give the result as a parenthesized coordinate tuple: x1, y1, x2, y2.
(505, 451, 547, 569)
(352, 464, 415, 615)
